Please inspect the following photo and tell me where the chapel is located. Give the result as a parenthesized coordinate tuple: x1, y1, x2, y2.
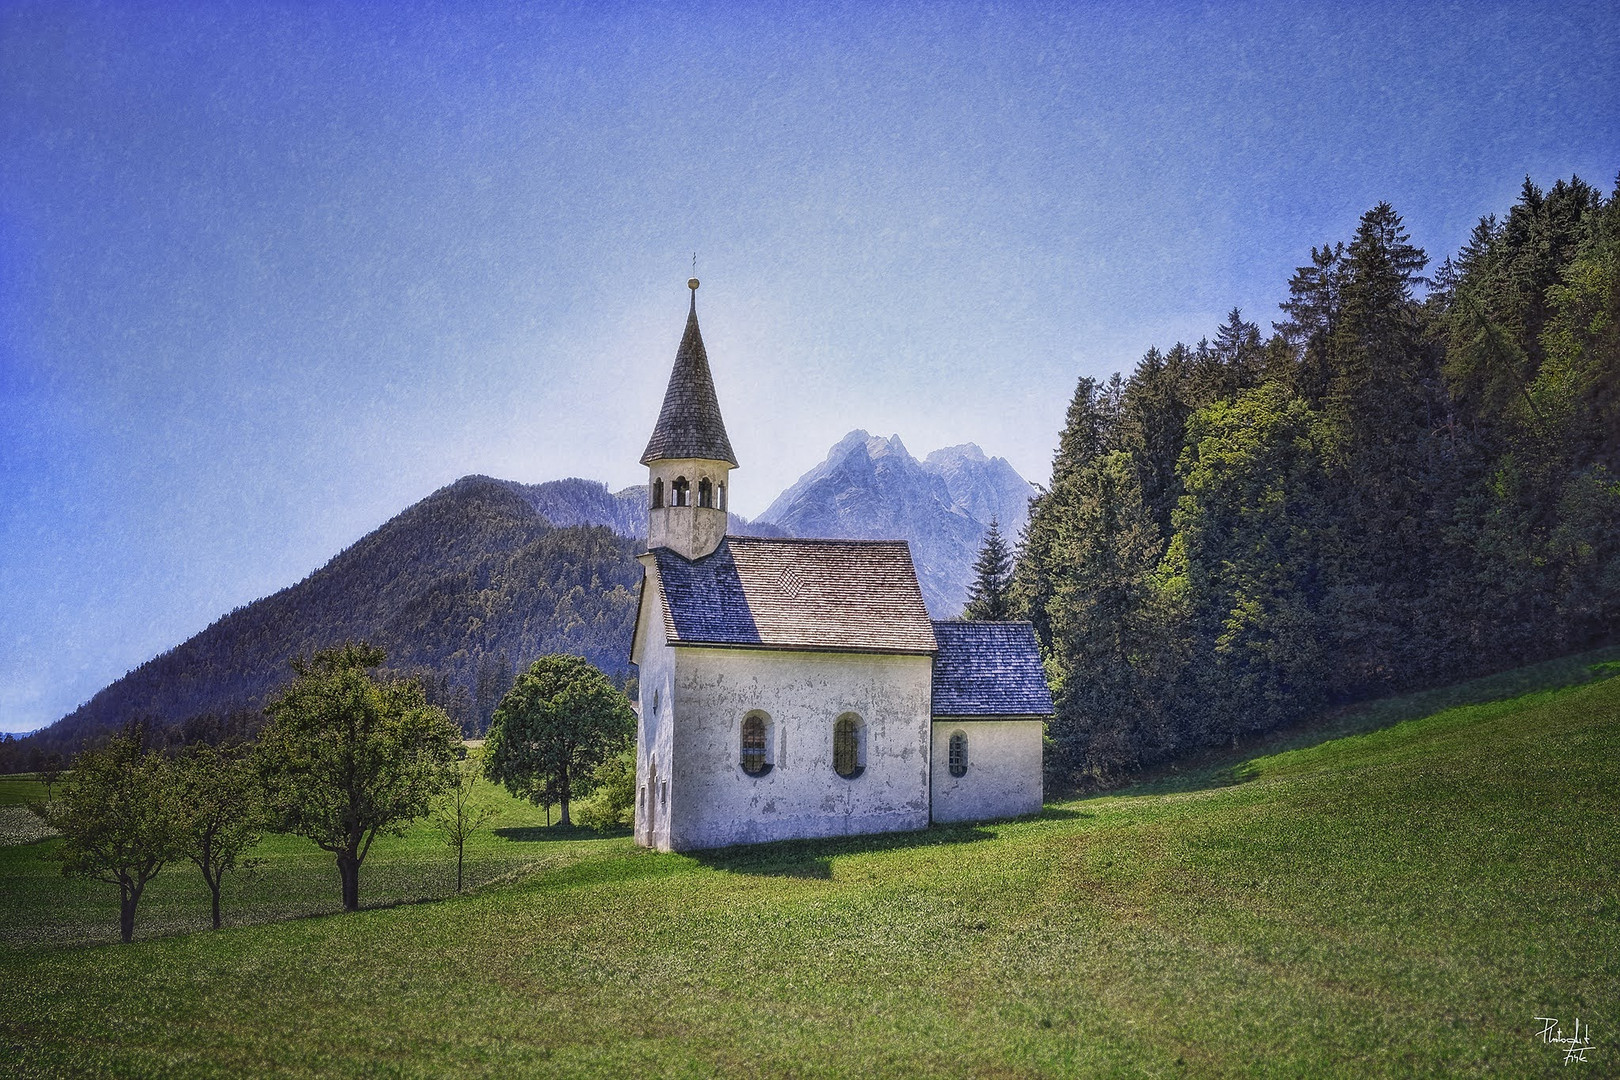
(630, 279, 1052, 852)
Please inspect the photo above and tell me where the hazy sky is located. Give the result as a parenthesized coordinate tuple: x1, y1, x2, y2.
(3, 0, 1617, 734)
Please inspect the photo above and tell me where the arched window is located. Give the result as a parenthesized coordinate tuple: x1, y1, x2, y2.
(833, 713, 865, 779)
(948, 731, 968, 778)
(672, 477, 690, 506)
(698, 478, 714, 508)
(718, 482, 727, 511)
(651, 478, 664, 509)
(740, 712, 772, 776)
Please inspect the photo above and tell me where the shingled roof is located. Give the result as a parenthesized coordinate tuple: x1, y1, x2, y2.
(930, 622, 1054, 718)
(651, 536, 937, 654)
(640, 290, 738, 466)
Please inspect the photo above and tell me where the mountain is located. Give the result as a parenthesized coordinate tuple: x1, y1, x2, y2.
(501, 478, 647, 536)
(36, 477, 646, 750)
(756, 431, 1035, 616)
(921, 443, 1035, 539)
(500, 477, 788, 541)
(25, 435, 1030, 752)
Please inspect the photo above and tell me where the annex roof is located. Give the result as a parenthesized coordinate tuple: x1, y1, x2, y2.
(640, 289, 738, 467)
(930, 621, 1054, 718)
(650, 536, 937, 654)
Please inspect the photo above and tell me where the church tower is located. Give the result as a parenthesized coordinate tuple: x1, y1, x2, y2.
(641, 278, 736, 560)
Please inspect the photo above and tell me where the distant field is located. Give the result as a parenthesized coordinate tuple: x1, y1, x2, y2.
(0, 777, 54, 847)
(2, 649, 1616, 1077)
(0, 774, 620, 950)
(0, 775, 50, 806)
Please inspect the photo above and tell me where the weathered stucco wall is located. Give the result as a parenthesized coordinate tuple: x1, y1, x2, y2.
(929, 719, 1044, 824)
(647, 457, 731, 560)
(632, 562, 677, 851)
(664, 646, 933, 850)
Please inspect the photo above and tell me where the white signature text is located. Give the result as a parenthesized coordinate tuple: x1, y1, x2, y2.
(1536, 1017, 1594, 1065)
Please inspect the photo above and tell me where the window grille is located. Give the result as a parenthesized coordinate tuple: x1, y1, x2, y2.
(833, 714, 864, 778)
(741, 714, 770, 775)
(948, 731, 968, 778)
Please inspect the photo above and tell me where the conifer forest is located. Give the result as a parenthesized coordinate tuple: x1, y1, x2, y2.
(1017, 177, 1620, 786)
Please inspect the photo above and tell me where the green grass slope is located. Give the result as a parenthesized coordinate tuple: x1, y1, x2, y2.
(3, 656, 1617, 1078)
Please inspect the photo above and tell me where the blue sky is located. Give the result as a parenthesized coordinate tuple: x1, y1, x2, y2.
(2, 0, 1617, 734)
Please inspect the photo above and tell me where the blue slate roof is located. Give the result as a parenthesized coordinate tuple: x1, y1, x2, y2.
(930, 621, 1054, 718)
(651, 537, 937, 654)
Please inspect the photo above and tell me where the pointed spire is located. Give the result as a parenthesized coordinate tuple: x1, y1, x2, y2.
(640, 280, 738, 466)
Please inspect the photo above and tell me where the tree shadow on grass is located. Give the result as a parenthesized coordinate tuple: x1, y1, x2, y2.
(493, 823, 631, 843)
(1093, 646, 1620, 800)
(689, 821, 998, 879)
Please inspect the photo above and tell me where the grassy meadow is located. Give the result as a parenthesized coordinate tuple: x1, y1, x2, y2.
(3, 649, 1617, 1078)
(0, 773, 619, 951)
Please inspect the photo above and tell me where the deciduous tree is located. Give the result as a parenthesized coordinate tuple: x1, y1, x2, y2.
(173, 743, 263, 929)
(37, 752, 64, 801)
(258, 643, 459, 911)
(484, 655, 634, 827)
(574, 747, 636, 831)
(431, 751, 500, 893)
(32, 726, 181, 943)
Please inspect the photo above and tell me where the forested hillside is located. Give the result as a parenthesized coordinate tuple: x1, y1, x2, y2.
(36, 477, 644, 750)
(1020, 175, 1620, 786)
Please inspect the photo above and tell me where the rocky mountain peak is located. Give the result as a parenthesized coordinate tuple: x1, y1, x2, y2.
(756, 430, 1033, 617)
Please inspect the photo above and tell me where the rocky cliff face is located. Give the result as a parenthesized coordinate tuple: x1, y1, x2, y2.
(921, 443, 1035, 539)
(755, 431, 1035, 617)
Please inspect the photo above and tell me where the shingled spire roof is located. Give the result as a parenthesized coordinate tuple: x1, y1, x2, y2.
(640, 283, 738, 466)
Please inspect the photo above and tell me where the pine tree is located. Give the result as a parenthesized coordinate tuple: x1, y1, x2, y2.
(1274, 241, 1345, 403)
(964, 519, 1013, 621)
(1016, 376, 1121, 647)
(1017, 182, 1620, 792)
(1329, 201, 1430, 438)
(1120, 345, 1192, 539)
(1042, 452, 1171, 781)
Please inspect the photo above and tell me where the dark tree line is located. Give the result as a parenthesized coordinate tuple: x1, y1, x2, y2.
(1017, 177, 1620, 787)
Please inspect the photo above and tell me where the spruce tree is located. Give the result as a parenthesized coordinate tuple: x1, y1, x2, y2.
(1016, 376, 1120, 647)
(964, 519, 1013, 621)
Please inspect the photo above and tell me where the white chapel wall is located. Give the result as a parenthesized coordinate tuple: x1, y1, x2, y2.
(667, 647, 933, 850)
(929, 719, 1044, 824)
(632, 566, 677, 851)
